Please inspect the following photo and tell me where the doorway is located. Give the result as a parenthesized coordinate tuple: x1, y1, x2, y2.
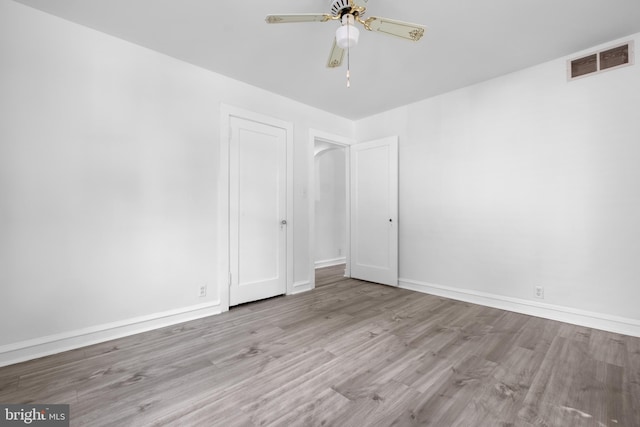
(308, 130, 353, 290)
(314, 142, 347, 270)
(308, 133, 399, 290)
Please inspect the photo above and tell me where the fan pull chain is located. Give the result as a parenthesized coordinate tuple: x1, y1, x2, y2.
(346, 22, 351, 88)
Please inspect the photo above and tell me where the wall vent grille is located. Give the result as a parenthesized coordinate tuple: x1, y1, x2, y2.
(568, 41, 634, 80)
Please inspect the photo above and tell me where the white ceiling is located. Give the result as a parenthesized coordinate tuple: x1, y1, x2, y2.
(14, 0, 640, 119)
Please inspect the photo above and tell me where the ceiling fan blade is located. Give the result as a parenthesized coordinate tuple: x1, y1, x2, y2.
(265, 14, 333, 24)
(362, 16, 425, 41)
(327, 39, 345, 68)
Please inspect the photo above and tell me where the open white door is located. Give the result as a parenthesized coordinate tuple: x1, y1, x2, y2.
(229, 116, 288, 306)
(350, 136, 398, 286)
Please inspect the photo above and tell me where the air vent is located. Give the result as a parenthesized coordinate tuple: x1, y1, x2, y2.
(600, 44, 630, 70)
(571, 54, 597, 78)
(568, 41, 634, 80)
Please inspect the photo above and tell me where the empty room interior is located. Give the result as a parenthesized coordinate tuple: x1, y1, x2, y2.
(1, 0, 640, 425)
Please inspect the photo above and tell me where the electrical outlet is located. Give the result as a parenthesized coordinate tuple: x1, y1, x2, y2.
(338, 248, 342, 256)
(534, 286, 544, 299)
(199, 285, 207, 298)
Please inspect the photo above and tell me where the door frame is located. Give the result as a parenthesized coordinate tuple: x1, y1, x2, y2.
(307, 129, 355, 291)
(219, 105, 294, 312)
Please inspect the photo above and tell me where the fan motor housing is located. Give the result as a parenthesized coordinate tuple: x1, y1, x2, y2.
(330, 0, 351, 17)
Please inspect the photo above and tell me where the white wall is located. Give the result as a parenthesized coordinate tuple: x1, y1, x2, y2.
(356, 33, 640, 334)
(0, 0, 353, 364)
(314, 148, 346, 266)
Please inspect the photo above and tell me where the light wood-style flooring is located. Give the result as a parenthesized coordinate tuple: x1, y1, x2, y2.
(1, 265, 639, 426)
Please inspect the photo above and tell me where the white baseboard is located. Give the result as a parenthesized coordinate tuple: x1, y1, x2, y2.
(0, 301, 222, 368)
(291, 280, 313, 295)
(399, 278, 640, 338)
(315, 257, 346, 269)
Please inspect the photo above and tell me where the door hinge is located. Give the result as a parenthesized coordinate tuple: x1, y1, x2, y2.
(228, 272, 232, 288)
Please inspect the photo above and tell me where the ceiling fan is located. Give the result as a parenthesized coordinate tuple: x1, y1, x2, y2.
(265, 0, 426, 85)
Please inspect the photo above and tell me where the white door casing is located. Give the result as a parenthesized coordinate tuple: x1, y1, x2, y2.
(350, 136, 399, 286)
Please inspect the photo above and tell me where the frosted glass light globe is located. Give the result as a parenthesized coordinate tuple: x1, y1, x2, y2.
(336, 14, 359, 49)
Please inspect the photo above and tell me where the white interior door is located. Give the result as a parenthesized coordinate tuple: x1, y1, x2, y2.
(229, 116, 287, 306)
(350, 136, 398, 286)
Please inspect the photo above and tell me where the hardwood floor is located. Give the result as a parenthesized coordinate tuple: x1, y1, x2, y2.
(1, 264, 639, 426)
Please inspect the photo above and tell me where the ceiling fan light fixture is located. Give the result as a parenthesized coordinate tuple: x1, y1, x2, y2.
(265, 3, 426, 75)
(336, 14, 359, 49)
